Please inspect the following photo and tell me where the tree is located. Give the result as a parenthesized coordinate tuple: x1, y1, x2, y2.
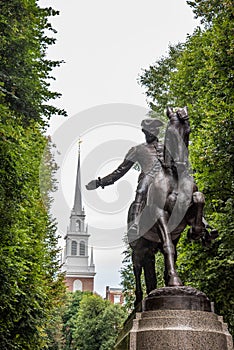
(0, 0, 67, 127)
(60, 291, 92, 350)
(0, 1, 67, 348)
(45, 291, 128, 350)
(120, 245, 137, 311)
(0, 117, 66, 349)
(139, 43, 184, 114)
(73, 294, 127, 350)
(138, 0, 234, 335)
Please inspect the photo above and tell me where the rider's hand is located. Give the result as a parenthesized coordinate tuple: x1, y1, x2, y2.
(86, 179, 99, 190)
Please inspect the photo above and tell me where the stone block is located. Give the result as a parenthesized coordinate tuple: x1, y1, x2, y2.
(115, 287, 233, 350)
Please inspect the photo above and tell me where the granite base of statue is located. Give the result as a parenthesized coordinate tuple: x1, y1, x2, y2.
(114, 286, 233, 350)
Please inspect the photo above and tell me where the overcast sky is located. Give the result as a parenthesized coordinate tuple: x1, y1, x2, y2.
(39, 0, 199, 296)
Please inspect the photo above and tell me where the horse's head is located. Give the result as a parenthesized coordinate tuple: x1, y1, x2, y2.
(164, 106, 191, 170)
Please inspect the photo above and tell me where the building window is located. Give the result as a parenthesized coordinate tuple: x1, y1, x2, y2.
(114, 294, 121, 304)
(71, 240, 77, 255)
(80, 241, 85, 256)
(75, 220, 81, 231)
(73, 279, 82, 292)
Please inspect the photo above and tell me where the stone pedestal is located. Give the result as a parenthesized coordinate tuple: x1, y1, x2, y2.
(129, 309, 233, 350)
(115, 287, 233, 350)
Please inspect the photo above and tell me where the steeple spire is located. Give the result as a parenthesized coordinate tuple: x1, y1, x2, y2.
(62, 139, 95, 293)
(73, 140, 83, 215)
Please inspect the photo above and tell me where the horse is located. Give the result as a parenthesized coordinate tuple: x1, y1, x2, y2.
(127, 107, 214, 307)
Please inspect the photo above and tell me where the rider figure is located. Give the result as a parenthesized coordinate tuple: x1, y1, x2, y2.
(86, 118, 164, 234)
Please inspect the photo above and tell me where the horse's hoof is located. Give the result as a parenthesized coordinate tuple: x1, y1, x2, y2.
(167, 274, 183, 287)
(187, 227, 202, 241)
(206, 229, 219, 241)
(202, 228, 219, 247)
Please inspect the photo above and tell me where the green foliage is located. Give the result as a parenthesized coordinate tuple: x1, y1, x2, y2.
(61, 291, 92, 350)
(139, 43, 184, 114)
(120, 245, 136, 311)
(0, 1, 67, 349)
(45, 303, 64, 350)
(73, 294, 127, 350)
(187, 0, 233, 25)
(0, 116, 66, 349)
(177, 199, 234, 332)
(138, 0, 234, 335)
(0, 0, 67, 127)
(48, 291, 128, 350)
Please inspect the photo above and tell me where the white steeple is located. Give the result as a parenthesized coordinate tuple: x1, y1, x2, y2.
(72, 141, 83, 215)
(62, 142, 96, 292)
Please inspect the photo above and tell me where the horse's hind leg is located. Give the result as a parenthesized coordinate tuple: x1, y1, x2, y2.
(132, 250, 143, 307)
(143, 249, 157, 295)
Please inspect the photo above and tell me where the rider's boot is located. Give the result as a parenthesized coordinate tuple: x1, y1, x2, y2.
(127, 201, 142, 245)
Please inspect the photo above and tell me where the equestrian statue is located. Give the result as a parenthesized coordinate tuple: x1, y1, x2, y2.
(86, 107, 218, 307)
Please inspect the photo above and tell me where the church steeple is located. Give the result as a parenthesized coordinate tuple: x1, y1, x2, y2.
(62, 141, 96, 293)
(72, 141, 83, 215)
(69, 142, 85, 233)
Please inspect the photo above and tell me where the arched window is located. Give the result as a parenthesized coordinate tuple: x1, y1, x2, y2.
(71, 240, 77, 255)
(73, 279, 82, 292)
(75, 220, 81, 231)
(79, 241, 85, 256)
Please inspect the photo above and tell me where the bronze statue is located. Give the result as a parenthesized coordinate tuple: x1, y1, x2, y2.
(86, 117, 164, 235)
(86, 107, 218, 307)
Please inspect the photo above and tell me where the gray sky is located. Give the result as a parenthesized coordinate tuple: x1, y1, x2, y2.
(39, 0, 199, 296)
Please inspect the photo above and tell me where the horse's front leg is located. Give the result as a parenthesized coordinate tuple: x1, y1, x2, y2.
(158, 214, 182, 287)
(132, 250, 143, 308)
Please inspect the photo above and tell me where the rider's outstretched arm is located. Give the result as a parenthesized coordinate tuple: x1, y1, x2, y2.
(86, 159, 134, 190)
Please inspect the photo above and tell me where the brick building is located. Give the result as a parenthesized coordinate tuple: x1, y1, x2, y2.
(106, 286, 124, 305)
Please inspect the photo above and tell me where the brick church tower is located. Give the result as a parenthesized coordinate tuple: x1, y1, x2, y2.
(62, 144, 96, 292)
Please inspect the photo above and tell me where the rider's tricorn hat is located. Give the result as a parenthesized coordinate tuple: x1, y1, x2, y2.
(141, 118, 164, 135)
